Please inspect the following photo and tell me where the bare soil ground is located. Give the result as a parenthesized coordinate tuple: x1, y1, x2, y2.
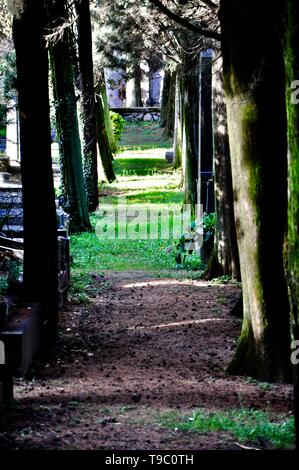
(0, 272, 293, 450)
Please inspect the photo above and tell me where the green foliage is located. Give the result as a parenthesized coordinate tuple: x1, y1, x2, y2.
(203, 212, 216, 242)
(68, 271, 102, 304)
(113, 157, 173, 177)
(0, 122, 6, 138)
(0, 275, 8, 295)
(71, 151, 183, 273)
(176, 251, 204, 271)
(211, 275, 233, 285)
(118, 121, 172, 151)
(71, 230, 177, 272)
(0, 48, 17, 132)
(118, 143, 172, 152)
(0, 258, 21, 294)
(174, 214, 216, 271)
(157, 409, 295, 448)
(0, 49, 17, 101)
(110, 111, 126, 143)
(174, 222, 203, 271)
(6, 259, 21, 283)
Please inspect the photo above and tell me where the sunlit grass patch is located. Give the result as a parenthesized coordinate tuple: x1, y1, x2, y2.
(71, 232, 176, 272)
(156, 409, 295, 449)
(114, 156, 172, 176)
(118, 121, 172, 151)
(71, 141, 188, 273)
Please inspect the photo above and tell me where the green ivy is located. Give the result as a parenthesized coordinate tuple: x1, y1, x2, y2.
(203, 212, 216, 242)
(110, 111, 126, 143)
(174, 213, 216, 270)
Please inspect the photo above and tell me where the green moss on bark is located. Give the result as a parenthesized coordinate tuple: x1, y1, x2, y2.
(284, 0, 299, 448)
(220, 0, 291, 382)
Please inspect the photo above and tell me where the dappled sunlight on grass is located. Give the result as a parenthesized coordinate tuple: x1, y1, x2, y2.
(114, 156, 173, 176)
(116, 148, 172, 158)
(102, 176, 181, 195)
(71, 232, 177, 272)
(118, 121, 172, 151)
(72, 137, 186, 273)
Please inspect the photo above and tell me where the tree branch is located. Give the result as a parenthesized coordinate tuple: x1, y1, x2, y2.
(149, 0, 221, 41)
(199, 0, 218, 12)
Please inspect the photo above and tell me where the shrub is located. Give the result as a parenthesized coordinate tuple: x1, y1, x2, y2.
(203, 212, 216, 242)
(0, 275, 8, 295)
(174, 214, 216, 270)
(110, 111, 126, 143)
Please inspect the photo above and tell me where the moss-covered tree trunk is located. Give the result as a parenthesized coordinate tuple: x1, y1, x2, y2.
(220, 0, 291, 381)
(160, 68, 171, 127)
(173, 71, 183, 170)
(205, 56, 240, 281)
(49, 0, 90, 233)
(284, 0, 299, 446)
(95, 82, 116, 183)
(160, 69, 176, 138)
(100, 74, 117, 154)
(13, 0, 58, 330)
(181, 52, 200, 215)
(75, 0, 98, 212)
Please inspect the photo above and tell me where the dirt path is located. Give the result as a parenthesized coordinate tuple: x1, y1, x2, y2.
(0, 272, 293, 450)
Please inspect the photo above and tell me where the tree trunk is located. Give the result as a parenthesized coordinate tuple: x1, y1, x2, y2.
(204, 56, 240, 281)
(100, 75, 118, 154)
(198, 51, 214, 214)
(13, 0, 58, 330)
(181, 52, 200, 216)
(160, 69, 176, 138)
(95, 83, 116, 183)
(126, 60, 143, 107)
(284, 0, 299, 446)
(75, 0, 99, 212)
(173, 71, 183, 170)
(220, 0, 291, 381)
(49, 0, 90, 233)
(160, 68, 171, 127)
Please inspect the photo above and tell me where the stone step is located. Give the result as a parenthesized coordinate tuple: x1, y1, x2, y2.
(0, 303, 43, 377)
(0, 225, 24, 237)
(0, 208, 23, 217)
(0, 218, 23, 227)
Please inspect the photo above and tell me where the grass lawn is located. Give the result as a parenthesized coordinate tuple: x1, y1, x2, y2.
(117, 121, 172, 151)
(71, 126, 189, 275)
(157, 408, 295, 449)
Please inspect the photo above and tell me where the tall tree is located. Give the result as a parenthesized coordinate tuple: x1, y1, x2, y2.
(284, 0, 299, 446)
(160, 68, 176, 138)
(204, 56, 240, 281)
(12, 0, 58, 331)
(49, 0, 91, 232)
(173, 71, 183, 170)
(220, 0, 291, 381)
(75, 0, 99, 212)
(100, 73, 118, 154)
(181, 51, 200, 215)
(95, 80, 116, 183)
(126, 58, 143, 107)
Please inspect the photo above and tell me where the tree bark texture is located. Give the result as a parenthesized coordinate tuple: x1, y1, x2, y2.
(13, 0, 58, 329)
(75, 0, 99, 212)
(50, 0, 91, 233)
(208, 55, 240, 281)
(181, 52, 200, 216)
(220, 0, 291, 381)
(95, 83, 116, 183)
(173, 71, 183, 170)
(284, 0, 299, 446)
